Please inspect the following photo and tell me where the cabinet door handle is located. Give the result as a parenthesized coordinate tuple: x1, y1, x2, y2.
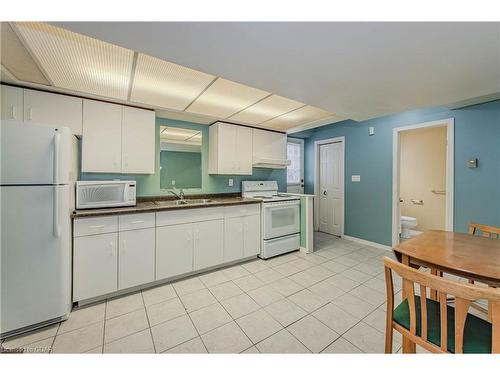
(10, 105, 15, 119)
(89, 225, 105, 229)
(28, 107, 33, 121)
(131, 220, 144, 224)
(121, 240, 126, 254)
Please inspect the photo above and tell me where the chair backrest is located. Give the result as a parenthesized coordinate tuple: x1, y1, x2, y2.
(384, 256, 500, 353)
(468, 222, 500, 239)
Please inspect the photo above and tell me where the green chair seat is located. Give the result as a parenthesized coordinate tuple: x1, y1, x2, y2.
(393, 296, 492, 353)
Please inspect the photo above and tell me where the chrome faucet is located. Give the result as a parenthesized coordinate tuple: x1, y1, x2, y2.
(169, 188, 185, 200)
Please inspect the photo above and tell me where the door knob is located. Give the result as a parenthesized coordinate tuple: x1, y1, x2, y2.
(323, 190, 327, 196)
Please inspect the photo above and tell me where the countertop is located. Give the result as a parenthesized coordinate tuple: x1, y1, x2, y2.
(72, 195, 261, 218)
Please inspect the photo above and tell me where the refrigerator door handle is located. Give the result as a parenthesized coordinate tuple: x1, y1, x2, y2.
(53, 187, 61, 238)
(53, 132, 61, 238)
(53, 132, 61, 185)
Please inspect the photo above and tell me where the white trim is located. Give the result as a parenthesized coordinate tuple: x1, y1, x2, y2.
(313, 136, 345, 236)
(286, 116, 344, 134)
(392, 118, 454, 246)
(342, 235, 392, 252)
(286, 137, 305, 193)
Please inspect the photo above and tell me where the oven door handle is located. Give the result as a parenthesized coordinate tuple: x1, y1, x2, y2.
(263, 201, 300, 208)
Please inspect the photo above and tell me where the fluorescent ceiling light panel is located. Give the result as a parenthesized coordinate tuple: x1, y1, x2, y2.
(160, 126, 200, 142)
(229, 94, 304, 125)
(15, 22, 134, 100)
(263, 105, 333, 130)
(1, 23, 50, 85)
(186, 78, 269, 118)
(131, 54, 216, 110)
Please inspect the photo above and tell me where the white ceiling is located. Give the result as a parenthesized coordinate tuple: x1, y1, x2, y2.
(51, 22, 500, 121)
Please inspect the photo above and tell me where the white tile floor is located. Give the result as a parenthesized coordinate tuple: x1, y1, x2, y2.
(2, 232, 408, 354)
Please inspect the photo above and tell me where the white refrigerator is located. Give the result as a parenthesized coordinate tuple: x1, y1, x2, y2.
(1, 121, 72, 338)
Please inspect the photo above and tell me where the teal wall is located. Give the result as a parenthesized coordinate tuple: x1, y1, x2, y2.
(81, 117, 287, 196)
(160, 150, 202, 189)
(292, 100, 500, 246)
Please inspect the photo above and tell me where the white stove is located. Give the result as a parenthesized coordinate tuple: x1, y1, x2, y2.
(242, 181, 300, 259)
(242, 181, 299, 202)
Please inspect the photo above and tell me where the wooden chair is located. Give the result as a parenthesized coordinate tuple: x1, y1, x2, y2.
(468, 223, 500, 239)
(384, 256, 500, 353)
(467, 223, 499, 317)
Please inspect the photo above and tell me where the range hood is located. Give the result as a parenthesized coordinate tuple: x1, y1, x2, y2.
(252, 156, 291, 169)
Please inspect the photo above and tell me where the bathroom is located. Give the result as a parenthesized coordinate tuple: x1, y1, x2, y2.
(398, 124, 449, 240)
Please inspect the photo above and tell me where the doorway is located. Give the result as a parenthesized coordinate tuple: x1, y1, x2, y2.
(286, 138, 304, 193)
(314, 137, 345, 236)
(392, 118, 454, 246)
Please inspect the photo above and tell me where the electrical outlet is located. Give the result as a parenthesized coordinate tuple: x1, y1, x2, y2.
(351, 175, 361, 182)
(228, 179, 234, 187)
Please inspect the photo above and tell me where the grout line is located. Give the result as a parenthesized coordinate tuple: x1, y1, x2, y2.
(48, 322, 61, 354)
(140, 291, 157, 353)
(171, 281, 210, 354)
(101, 299, 107, 353)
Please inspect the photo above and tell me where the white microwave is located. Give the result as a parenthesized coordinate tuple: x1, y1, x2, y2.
(76, 180, 136, 209)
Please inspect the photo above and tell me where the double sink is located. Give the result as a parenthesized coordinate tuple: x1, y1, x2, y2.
(154, 198, 217, 207)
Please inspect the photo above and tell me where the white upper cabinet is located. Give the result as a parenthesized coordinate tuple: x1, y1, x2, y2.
(81, 99, 155, 174)
(1, 85, 23, 121)
(236, 126, 253, 174)
(24, 89, 83, 135)
(82, 99, 122, 173)
(252, 128, 289, 168)
(121, 106, 155, 174)
(208, 122, 253, 175)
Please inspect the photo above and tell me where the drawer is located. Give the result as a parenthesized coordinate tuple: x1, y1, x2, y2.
(73, 216, 118, 237)
(263, 233, 300, 259)
(224, 204, 261, 218)
(119, 213, 155, 231)
(156, 207, 224, 227)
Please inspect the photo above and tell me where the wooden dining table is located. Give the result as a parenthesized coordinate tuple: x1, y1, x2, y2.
(393, 229, 500, 353)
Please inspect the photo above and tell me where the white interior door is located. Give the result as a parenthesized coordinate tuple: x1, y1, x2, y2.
(318, 142, 344, 235)
(287, 138, 304, 193)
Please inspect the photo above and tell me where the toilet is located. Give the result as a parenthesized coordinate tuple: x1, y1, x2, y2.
(400, 216, 418, 239)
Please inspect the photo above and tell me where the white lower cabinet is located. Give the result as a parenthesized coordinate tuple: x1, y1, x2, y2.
(119, 228, 155, 290)
(223, 213, 261, 262)
(73, 232, 118, 301)
(244, 215, 261, 257)
(193, 219, 224, 270)
(156, 223, 193, 280)
(73, 204, 261, 302)
(224, 217, 244, 262)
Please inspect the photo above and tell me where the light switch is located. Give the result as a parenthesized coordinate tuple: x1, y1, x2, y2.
(228, 178, 234, 187)
(351, 175, 361, 182)
(171, 180, 176, 186)
(368, 127, 375, 136)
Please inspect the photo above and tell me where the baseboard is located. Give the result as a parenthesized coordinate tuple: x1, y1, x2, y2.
(342, 235, 392, 252)
(299, 246, 311, 254)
